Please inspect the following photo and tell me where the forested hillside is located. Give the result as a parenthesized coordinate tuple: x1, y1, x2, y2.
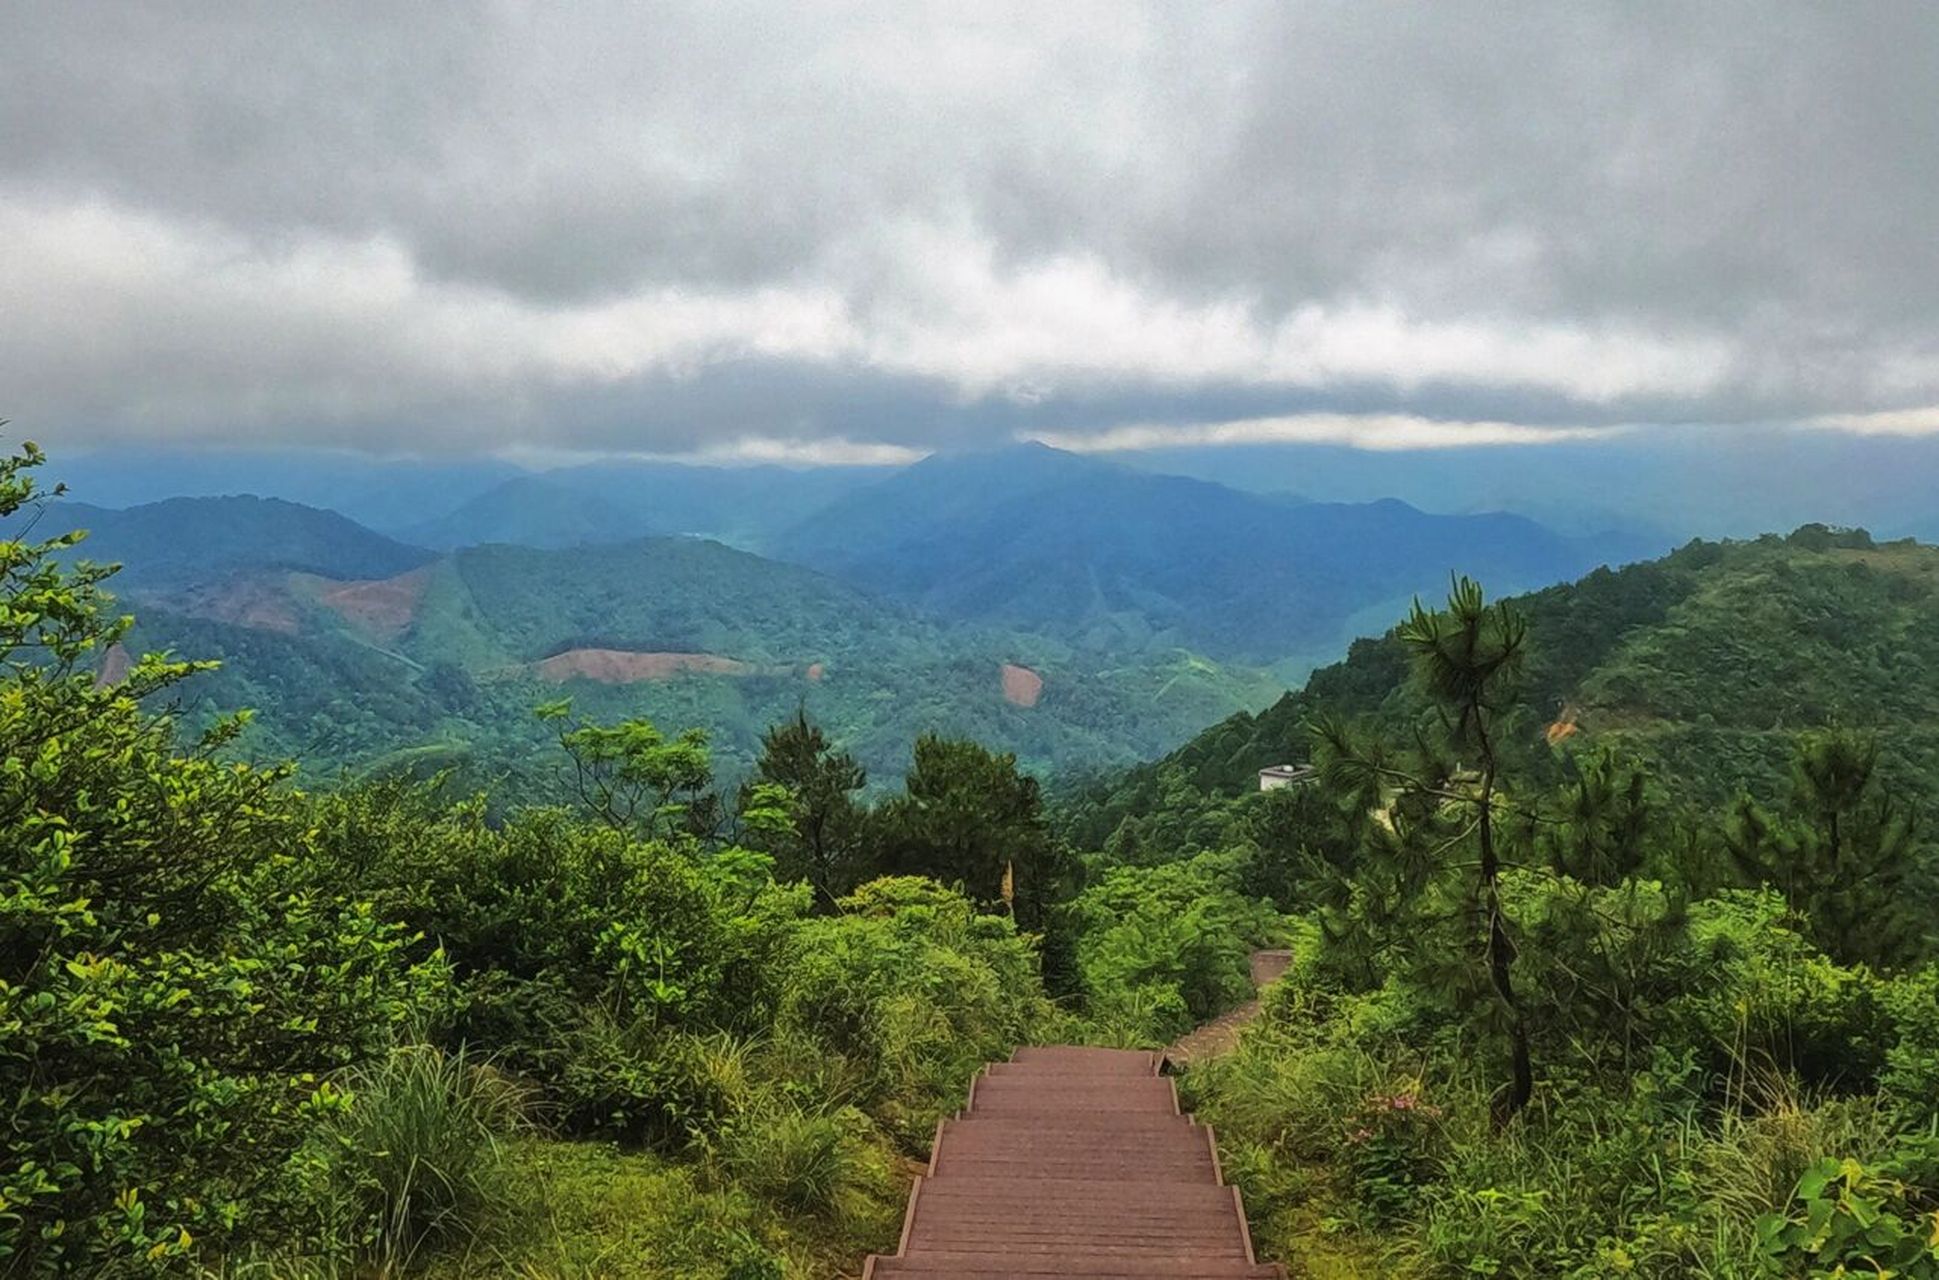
(781, 443, 1646, 664)
(69, 497, 1278, 783)
(1065, 525, 1939, 849)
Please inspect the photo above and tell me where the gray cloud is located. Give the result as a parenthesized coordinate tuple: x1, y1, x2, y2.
(5, 1, 1939, 456)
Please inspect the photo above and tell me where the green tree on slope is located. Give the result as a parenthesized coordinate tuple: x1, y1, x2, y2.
(1312, 576, 1536, 1122)
(878, 734, 1071, 931)
(739, 706, 871, 906)
(1725, 727, 1927, 968)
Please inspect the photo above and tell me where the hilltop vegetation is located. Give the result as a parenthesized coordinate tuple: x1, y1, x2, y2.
(1057, 532, 1939, 1276)
(6, 436, 1937, 1277)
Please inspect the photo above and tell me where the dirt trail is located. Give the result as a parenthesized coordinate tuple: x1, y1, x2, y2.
(1164, 949, 1292, 1068)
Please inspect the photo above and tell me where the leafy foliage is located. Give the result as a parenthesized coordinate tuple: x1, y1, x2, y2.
(1069, 851, 1279, 1043)
(1135, 560, 1939, 1276)
(0, 442, 450, 1272)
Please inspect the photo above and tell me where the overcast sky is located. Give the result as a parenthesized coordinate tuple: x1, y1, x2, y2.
(5, 2, 1939, 462)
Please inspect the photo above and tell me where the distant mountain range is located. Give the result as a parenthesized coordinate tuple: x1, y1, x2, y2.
(38, 496, 435, 587)
(15, 443, 1673, 780)
(38, 449, 523, 533)
(775, 444, 1653, 664)
(13, 493, 1279, 781)
(396, 461, 884, 550)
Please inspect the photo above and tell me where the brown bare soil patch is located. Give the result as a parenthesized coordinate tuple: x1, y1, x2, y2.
(1000, 662, 1043, 708)
(96, 642, 133, 688)
(317, 565, 432, 639)
(534, 649, 757, 684)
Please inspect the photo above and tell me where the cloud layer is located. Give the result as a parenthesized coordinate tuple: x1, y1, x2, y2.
(6, 2, 1939, 457)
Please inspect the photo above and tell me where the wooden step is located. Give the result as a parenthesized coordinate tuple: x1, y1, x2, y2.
(967, 1077, 1179, 1114)
(868, 1256, 1283, 1278)
(1007, 1046, 1160, 1074)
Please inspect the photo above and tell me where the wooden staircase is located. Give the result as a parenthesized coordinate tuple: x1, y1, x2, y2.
(862, 1045, 1285, 1278)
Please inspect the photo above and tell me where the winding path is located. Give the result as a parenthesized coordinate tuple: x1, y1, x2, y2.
(1163, 949, 1292, 1068)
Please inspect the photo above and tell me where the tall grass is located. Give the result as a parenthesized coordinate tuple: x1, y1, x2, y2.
(705, 1098, 881, 1218)
(325, 1043, 529, 1274)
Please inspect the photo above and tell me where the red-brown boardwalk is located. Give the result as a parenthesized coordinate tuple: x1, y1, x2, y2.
(863, 1045, 1285, 1279)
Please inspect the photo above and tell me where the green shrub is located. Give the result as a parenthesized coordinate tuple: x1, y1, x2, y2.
(0, 442, 452, 1271)
(777, 877, 1056, 1143)
(705, 1099, 884, 1219)
(1669, 890, 1894, 1090)
(1880, 966, 1939, 1127)
(1071, 850, 1279, 1043)
(1340, 1081, 1448, 1225)
(1756, 1155, 1939, 1278)
(307, 783, 810, 1145)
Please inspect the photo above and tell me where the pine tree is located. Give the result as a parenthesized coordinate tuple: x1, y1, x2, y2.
(1312, 576, 1536, 1122)
(741, 706, 870, 906)
(879, 734, 1072, 929)
(1725, 728, 1925, 968)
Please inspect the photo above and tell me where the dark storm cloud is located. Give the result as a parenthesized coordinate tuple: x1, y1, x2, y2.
(4, 1, 1938, 456)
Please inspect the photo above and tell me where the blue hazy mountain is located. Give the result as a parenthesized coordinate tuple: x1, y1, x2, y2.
(1122, 426, 1939, 544)
(39, 448, 523, 533)
(21, 496, 436, 588)
(780, 444, 1649, 664)
(397, 461, 887, 549)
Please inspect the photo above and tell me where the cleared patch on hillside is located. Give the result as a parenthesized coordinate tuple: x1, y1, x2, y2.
(153, 576, 300, 634)
(96, 642, 133, 688)
(534, 649, 757, 683)
(1001, 662, 1043, 707)
(316, 564, 433, 639)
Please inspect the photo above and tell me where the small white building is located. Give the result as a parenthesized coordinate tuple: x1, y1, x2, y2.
(1258, 763, 1317, 791)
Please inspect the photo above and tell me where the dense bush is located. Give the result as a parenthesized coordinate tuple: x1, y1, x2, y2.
(1169, 579, 1939, 1277)
(1069, 850, 1280, 1043)
(778, 876, 1059, 1142)
(0, 445, 454, 1272)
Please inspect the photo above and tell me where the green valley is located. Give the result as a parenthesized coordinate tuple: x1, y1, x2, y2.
(76, 505, 1283, 785)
